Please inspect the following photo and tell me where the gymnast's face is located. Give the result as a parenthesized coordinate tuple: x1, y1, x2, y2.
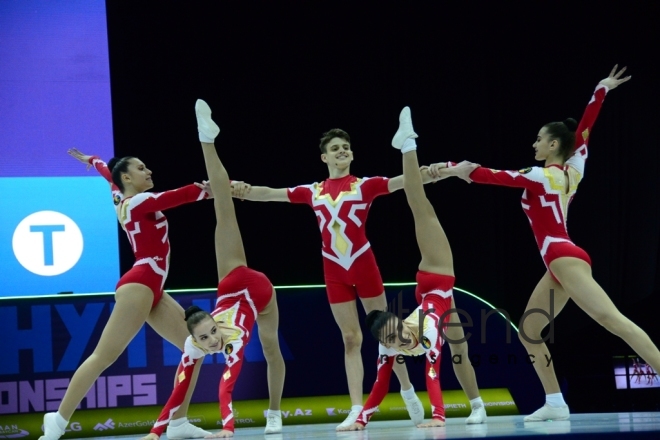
(533, 127, 557, 162)
(192, 316, 223, 353)
(122, 158, 154, 192)
(321, 137, 353, 169)
(381, 317, 416, 350)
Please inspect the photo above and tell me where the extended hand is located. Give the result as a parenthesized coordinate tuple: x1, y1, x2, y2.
(230, 181, 251, 200)
(67, 148, 93, 170)
(599, 65, 631, 90)
(194, 180, 213, 199)
(205, 430, 233, 438)
(336, 422, 365, 431)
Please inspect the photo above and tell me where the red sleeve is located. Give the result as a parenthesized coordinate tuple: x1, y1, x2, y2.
(89, 156, 122, 198)
(286, 184, 313, 205)
(150, 345, 203, 436)
(426, 351, 445, 421)
(468, 166, 536, 189)
(356, 353, 394, 426)
(127, 184, 208, 216)
(359, 176, 391, 201)
(566, 84, 608, 175)
(217, 340, 248, 433)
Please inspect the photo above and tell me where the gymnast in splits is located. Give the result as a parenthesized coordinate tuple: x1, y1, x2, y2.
(40, 151, 213, 440)
(339, 107, 486, 431)
(431, 65, 660, 421)
(144, 100, 286, 438)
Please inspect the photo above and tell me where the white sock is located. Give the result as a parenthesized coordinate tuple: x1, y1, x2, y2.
(169, 417, 187, 428)
(401, 386, 416, 399)
(54, 412, 68, 430)
(401, 138, 417, 154)
(267, 409, 281, 417)
(470, 397, 484, 409)
(351, 404, 363, 412)
(545, 393, 566, 408)
(199, 132, 215, 143)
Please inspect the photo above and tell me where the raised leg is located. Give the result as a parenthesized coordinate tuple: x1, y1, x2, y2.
(195, 100, 247, 280)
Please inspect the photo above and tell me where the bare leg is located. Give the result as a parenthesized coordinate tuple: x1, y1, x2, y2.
(551, 258, 660, 373)
(361, 294, 413, 390)
(256, 289, 285, 411)
(58, 284, 153, 419)
(199, 141, 248, 280)
(401, 148, 454, 276)
(329, 301, 364, 406)
(518, 271, 570, 395)
(445, 297, 480, 400)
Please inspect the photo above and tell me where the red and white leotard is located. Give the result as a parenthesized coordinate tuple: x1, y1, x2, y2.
(90, 156, 208, 306)
(150, 266, 273, 435)
(356, 272, 454, 426)
(466, 84, 608, 280)
(287, 175, 391, 303)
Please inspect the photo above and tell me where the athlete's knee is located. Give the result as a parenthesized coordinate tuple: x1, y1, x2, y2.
(342, 331, 363, 351)
(88, 349, 122, 371)
(518, 324, 543, 346)
(260, 335, 283, 361)
(595, 310, 631, 336)
(448, 340, 468, 357)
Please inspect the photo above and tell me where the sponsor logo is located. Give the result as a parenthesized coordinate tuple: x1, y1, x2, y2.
(225, 344, 233, 355)
(66, 423, 83, 433)
(0, 425, 29, 439)
(113, 194, 121, 205)
(518, 167, 532, 174)
(93, 419, 115, 431)
(262, 409, 312, 418)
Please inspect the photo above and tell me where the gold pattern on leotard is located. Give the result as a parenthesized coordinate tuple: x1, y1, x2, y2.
(332, 221, 349, 254)
(582, 128, 590, 141)
(312, 179, 360, 207)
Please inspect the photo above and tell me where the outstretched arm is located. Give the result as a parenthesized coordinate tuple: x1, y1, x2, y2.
(230, 183, 290, 202)
(567, 65, 630, 175)
(386, 166, 440, 192)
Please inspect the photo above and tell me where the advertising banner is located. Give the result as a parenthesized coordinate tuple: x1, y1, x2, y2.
(0, 389, 517, 438)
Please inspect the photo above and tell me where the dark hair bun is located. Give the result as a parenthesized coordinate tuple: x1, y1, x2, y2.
(365, 310, 385, 329)
(185, 305, 203, 321)
(563, 118, 578, 132)
(107, 157, 121, 171)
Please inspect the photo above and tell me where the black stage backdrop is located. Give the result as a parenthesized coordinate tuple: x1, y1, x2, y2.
(103, 1, 660, 413)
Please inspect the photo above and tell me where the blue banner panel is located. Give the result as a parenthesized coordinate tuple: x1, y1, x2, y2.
(0, 177, 120, 297)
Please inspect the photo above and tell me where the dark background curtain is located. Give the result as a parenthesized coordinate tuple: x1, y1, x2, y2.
(104, 1, 660, 412)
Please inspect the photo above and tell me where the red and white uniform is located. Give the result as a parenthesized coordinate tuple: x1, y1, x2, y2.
(150, 266, 273, 435)
(356, 272, 454, 426)
(287, 175, 390, 303)
(465, 84, 608, 282)
(90, 156, 208, 307)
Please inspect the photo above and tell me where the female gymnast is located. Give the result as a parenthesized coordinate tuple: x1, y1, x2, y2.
(339, 107, 487, 431)
(144, 100, 286, 438)
(229, 130, 441, 429)
(39, 151, 213, 440)
(431, 65, 660, 421)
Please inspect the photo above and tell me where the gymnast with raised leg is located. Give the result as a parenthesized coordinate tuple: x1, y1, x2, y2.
(431, 65, 660, 421)
(229, 128, 442, 429)
(338, 107, 487, 431)
(145, 100, 286, 438)
(40, 151, 213, 440)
